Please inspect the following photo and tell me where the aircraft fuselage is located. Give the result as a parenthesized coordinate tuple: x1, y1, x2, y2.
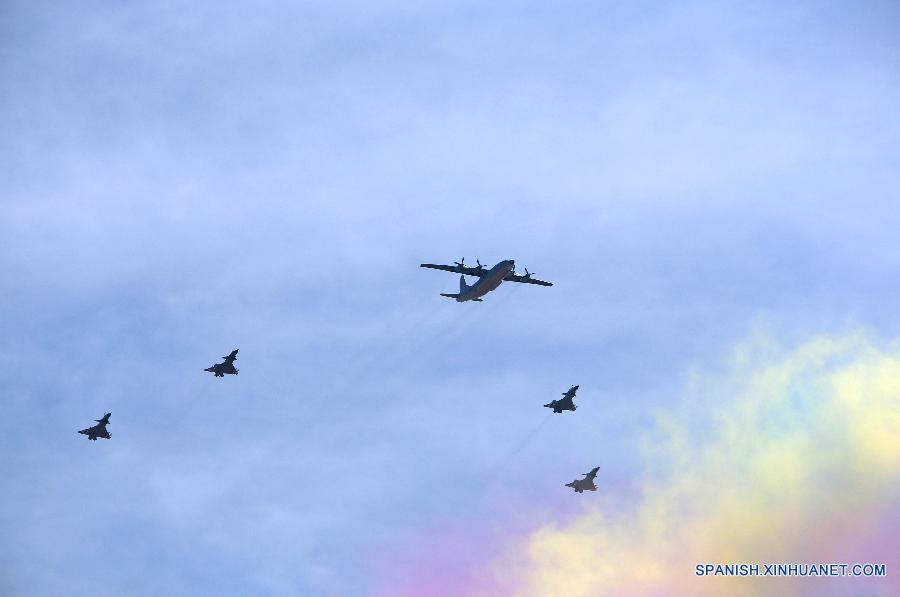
(567, 479, 596, 493)
(205, 363, 237, 377)
(456, 259, 516, 302)
(566, 467, 599, 493)
(79, 415, 111, 441)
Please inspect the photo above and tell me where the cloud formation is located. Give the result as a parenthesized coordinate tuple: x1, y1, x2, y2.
(486, 332, 900, 596)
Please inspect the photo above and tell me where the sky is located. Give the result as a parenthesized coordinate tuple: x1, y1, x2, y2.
(1, 1, 899, 595)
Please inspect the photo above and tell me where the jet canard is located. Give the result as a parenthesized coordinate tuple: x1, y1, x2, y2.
(419, 258, 552, 302)
(78, 413, 111, 441)
(205, 349, 239, 377)
(565, 467, 599, 493)
(545, 385, 579, 413)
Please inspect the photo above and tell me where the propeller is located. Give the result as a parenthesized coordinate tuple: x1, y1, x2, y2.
(474, 259, 485, 271)
(513, 266, 533, 278)
(454, 257, 466, 268)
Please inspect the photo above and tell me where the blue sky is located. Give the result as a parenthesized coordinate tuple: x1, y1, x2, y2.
(2, 1, 899, 595)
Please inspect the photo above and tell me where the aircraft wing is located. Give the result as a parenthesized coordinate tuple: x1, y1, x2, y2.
(419, 263, 489, 278)
(503, 272, 553, 286)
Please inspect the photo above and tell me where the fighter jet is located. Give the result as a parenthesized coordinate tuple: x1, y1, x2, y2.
(78, 413, 111, 441)
(565, 467, 599, 493)
(419, 258, 552, 302)
(545, 385, 579, 413)
(205, 349, 239, 377)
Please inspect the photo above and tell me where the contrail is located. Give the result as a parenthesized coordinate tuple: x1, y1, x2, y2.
(482, 412, 553, 482)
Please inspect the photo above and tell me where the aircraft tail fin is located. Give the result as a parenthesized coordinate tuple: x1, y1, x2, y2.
(459, 275, 469, 292)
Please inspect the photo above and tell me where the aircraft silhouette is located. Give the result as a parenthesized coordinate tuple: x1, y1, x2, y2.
(205, 349, 239, 377)
(565, 467, 599, 493)
(545, 385, 579, 413)
(78, 413, 111, 441)
(420, 258, 552, 302)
